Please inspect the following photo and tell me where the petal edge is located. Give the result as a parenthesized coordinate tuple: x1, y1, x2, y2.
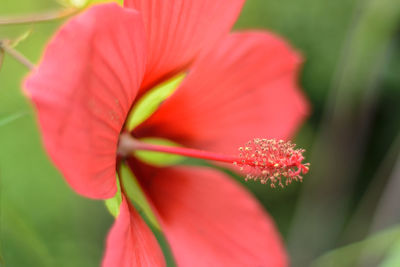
(24, 3, 146, 199)
(133, 163, 288, 267)
(102, 195, 165, 267)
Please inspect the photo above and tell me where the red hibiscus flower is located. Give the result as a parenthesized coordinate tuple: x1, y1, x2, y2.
(24, 1, 309, 266)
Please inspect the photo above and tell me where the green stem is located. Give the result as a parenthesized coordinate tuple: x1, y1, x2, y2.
(0, 8, 78, 25)
(0, 48, 4, 72)
(0, 41, 35, 70)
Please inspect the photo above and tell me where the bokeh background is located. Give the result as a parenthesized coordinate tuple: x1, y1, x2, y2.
(1, 0, 400, 266)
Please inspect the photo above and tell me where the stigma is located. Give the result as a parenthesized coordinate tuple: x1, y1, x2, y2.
(234, 139, 309, 188)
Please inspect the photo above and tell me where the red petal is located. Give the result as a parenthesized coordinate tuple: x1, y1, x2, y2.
(125, 0, 245, 92)
(24, 4, 146, 199)
(102, 196, 165, 267)
(136, 165, 287, 267)
(135, 32, 309, 155)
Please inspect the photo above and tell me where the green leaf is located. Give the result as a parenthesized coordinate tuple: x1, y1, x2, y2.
(311, 226, 400, 267)
(104, 176, 122, 218)
(133, 137, 184, 167)
(125, 73, 186, 131)
(119, 163, 161, 230)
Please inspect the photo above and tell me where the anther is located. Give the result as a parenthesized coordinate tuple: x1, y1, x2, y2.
(234, 138, 309, 188)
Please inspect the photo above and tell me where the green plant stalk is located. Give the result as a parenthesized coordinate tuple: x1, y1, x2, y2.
(0, 41, 35, 70)
(0, 49, 4, 72)
(0, 8, 78, 25)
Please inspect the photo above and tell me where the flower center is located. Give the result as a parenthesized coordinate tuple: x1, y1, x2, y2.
(117, 133, 309, 188)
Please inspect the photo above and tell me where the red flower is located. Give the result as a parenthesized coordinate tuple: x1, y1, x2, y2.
(24, 2, 309, 266)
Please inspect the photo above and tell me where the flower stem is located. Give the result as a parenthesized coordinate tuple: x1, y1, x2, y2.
(0, 49, 4, 72)
(0, 8, 78, 25)
(0, 41, 35, 70)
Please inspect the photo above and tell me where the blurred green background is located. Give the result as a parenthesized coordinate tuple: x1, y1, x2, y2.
(1, 0, 400, 266)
